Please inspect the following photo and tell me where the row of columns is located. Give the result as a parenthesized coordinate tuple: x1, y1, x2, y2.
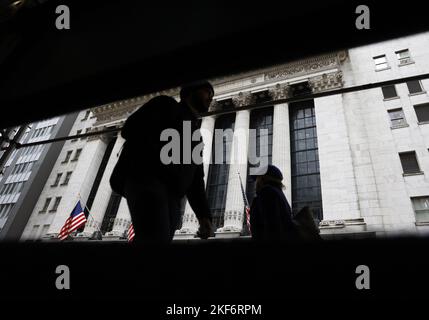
(48, 91, 293, 239)
(177, 95, 292, 238)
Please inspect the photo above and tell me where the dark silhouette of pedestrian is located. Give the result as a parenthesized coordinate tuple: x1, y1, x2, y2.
(249, 165, 299, 242)
(110, 81, 214, 244)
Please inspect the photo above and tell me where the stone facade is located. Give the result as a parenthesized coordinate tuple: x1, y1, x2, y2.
(19, 31, 429, 241)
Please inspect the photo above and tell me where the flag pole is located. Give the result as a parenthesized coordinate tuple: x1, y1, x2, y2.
(77, 193, 103, 235)
(237, 171, 251, 235)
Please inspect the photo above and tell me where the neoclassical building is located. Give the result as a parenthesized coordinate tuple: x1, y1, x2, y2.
(21, 31, 429, 241)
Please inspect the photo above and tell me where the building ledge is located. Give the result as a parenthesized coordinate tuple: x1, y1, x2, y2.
(408, 91, 426, 97)
(375, 66, 391, 72)
(398, 61, 415, 67)
(383, 96, 400, 101)
(321, 231, 376, 240)
(402, 172, 424, 177)
(415, 222, 429, 226)
(391, 124, 409, 130)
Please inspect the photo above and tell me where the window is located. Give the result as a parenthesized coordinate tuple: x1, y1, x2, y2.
(290, 100, 323, 223)
(411, 197, 429, 223)
(396, 49, 413, 65)
(15, 182, 23, 194)
(414, 103, 429, 123)
(72, 149, 82, 162)
(373, 55, 389, 70)
(71, 129, 82, 142)
(30, 225, 40, 238)
(40, 197, 52, 213)
(206, 114, 235, 229)
(51, 173, 62, 187)
(61, 172, 72, 185)
(62, 151, 72, 163)
(399, 151, 421, 174)
(0, 204, 13, 218)
(49, 197, 62, 212)
(81, 110, 91, 121)
(41, 224, 50, 238)
(407, 80, 424, 95)
(388, 108, 407, 128)
(247, 107, 274, 206)
(381, 85, 398, 99)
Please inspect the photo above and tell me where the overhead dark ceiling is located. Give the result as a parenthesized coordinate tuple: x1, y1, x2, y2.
(1, 0, 429, 128)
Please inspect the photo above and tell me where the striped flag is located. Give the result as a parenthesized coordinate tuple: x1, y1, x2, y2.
(238, 173, 251, 235)
(58, 201, 87, 240)
(127, 223, 135, 242)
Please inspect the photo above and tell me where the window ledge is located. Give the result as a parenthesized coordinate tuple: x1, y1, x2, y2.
(403, 172, 424, 177)
(50, 185, 58, 187)
(391, 124, 409, 130)
(418, 121, 429, 125)
(415, 222, 429, 226)
(375, 66, 391, 72)
(398, 61, 415, 67)
(48, 210, 57, 213)
(383, 96, 400, 102)
(71, 159, 78, 162)
(408, 91, 426, 97)
(59, 183, 68, 186)
(38, 211, 46, 214)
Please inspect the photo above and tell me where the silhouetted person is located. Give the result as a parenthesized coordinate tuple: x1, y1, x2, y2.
(110, 81, 214, 244)
(249, 165, 299, 242)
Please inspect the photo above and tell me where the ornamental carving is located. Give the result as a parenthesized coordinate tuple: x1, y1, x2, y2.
(308, 71, 344, 93)
(268, 83, 291, 100)
(265, 51, 348, 81)
(232, 91, 254, 107)
(208, 100, 221, 112)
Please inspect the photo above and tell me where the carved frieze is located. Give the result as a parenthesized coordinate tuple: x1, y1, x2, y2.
(232, 91, 254, 107)
(308, 71, 344, 93)
(264, 51, 347, 81)
(268, 83, 291, 100)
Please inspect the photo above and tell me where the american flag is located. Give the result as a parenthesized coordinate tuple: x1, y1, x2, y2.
(127, 223, 135, 242)
(58, 201, 87, 240)
(238, 173, 251, 235)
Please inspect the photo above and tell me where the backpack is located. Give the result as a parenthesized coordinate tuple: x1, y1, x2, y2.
(292, 206, 322, 241)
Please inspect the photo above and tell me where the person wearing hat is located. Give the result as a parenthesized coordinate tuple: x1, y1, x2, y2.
(249, 164, 299, 242)
(110, 81, 214, 244)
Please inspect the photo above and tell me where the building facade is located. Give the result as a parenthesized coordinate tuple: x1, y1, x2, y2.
(0, 112, 78, 240)
(20, 31, 429, 241)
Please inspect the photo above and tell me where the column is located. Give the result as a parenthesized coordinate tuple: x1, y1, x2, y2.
(270, 84, 292, 203)
(109, 197, 132, 237)
(216, 94, 251, 237)
(314, 94, 361, 221)
(175, 115, 216, 239)
(47, 135, 108, 236)
(81, 134, 125, 236)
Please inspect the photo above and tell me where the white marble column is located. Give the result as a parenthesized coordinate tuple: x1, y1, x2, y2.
(216, 108, 250, 237)
(314, 94, 361, 221)
(272, 103, 292, 203)
(109, 197, 132, 237)
(270, 84, 292, 203)
(47, 136, 108, 236)
(81, 135, 125, 236)
(175, 116, 216, 238)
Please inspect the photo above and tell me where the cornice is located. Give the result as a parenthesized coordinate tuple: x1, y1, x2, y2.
(90, 51, 347, 123)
